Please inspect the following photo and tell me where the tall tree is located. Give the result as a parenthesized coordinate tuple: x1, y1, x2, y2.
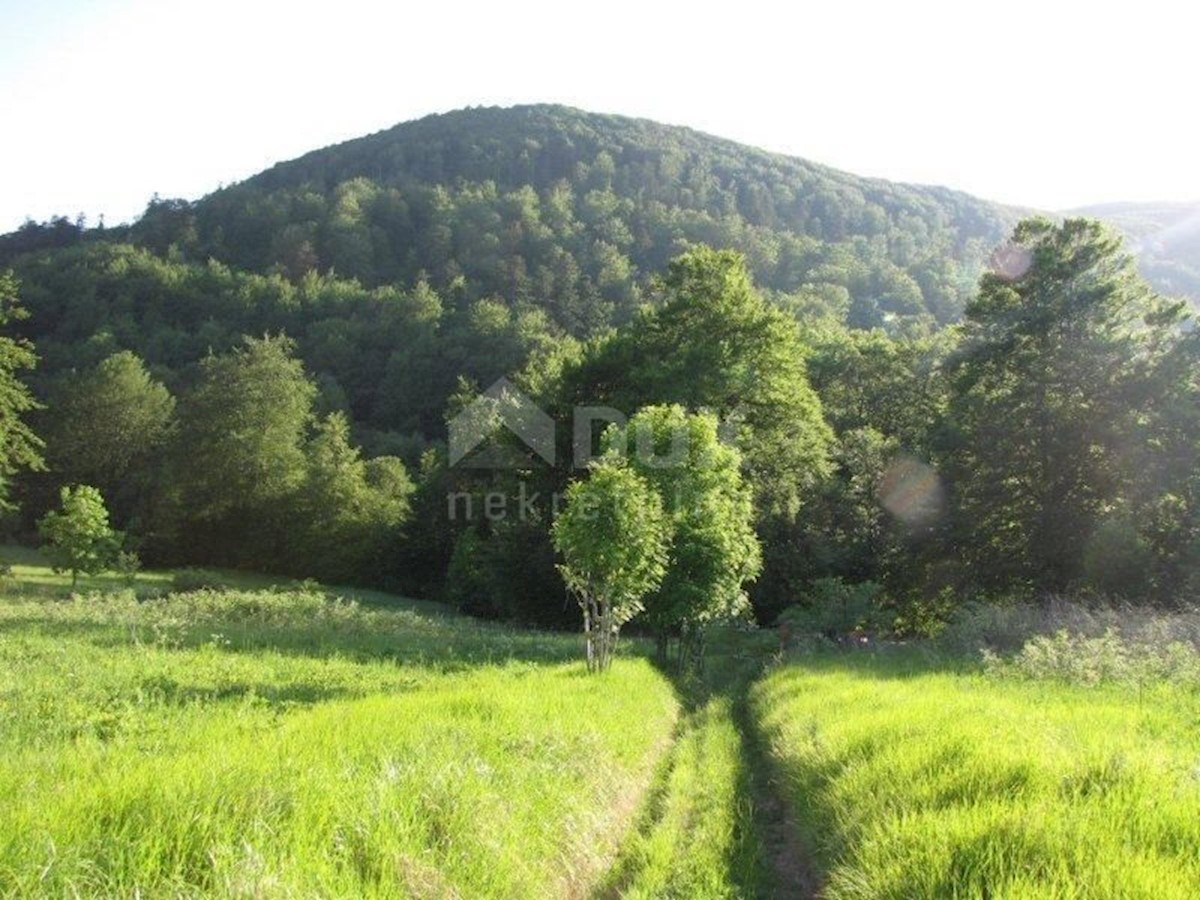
(564, 247, 832, 519)
(38, 351, 174, 525)
(290, 412, 413, 582)
(943, 218, 1187, 594)
(173, 335, 315, 565)
(0, 270, 43, 513)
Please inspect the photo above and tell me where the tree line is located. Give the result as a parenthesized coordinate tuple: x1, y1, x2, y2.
(0, 218, 1197, 640)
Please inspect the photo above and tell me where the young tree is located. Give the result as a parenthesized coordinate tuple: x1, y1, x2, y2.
(38, 485, 122, 588)
(0, 270, 44, 512)
(553, 461, 670, 672)
(604, 405, 761, 665)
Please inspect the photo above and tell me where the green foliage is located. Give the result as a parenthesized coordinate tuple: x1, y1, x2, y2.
(944, 218, 1189, 595)
(134, 105, 1013, 333)
(984, 628, 1200, 687)
(604, 405, 761, 660)
(1081, 516, 1154, 598)
(170, 335, 314, 564)
(568, 248, 833, 519)
(36, 350, 174, 525)
(37, 485, 121, 587)
(290, 412, 412, 583)
(776, 578, 882, 634)
(0, 270, 43, 512)
(171, 567, 234, 593)
(176, 334, 314, 522)
(554, 461, 670, 671)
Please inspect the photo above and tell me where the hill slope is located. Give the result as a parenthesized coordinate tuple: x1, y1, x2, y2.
(1074, 201, 1200, 302)
(125, 104, 1021, 333)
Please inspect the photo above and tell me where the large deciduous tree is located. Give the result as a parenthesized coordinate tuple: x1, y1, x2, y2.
(173, 335, 315, 565)
(38, 351, 174, 525)
(564, 247, 832, 519)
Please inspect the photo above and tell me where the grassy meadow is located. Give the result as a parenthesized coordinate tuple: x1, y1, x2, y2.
(752, 652, 1200, 899)
(0, 549, 683, 898)
(4, 546, 1200, 898)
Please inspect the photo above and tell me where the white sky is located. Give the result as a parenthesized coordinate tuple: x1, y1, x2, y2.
(0, 0, 1195, 232)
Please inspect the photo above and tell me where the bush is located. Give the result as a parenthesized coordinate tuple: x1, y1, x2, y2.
(939, 596, 1200, 656)
(984, 628, 1200, 687)
(114, 550, 141, 587)
(171, 568, 231, 593)
(776, 578, 881, 635)
(1082, 516, 1153, 598)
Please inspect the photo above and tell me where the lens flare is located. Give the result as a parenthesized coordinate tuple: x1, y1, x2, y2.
(879, 456, 945, 527)
(989, 242, 1033, 281)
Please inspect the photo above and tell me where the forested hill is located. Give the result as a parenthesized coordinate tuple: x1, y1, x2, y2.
(1073, 201, 1200, 303)
(119, 104, 1021, 334)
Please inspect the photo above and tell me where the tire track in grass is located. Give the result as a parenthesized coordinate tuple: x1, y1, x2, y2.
(733, 681, 822, 899)
(594, 648, 821, 899)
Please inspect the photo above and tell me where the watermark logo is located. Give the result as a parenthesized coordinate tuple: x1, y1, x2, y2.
(448, 378, 555, 469)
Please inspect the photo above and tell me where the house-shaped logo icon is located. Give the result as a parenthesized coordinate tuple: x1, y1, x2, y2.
(448, 377, 556, 468)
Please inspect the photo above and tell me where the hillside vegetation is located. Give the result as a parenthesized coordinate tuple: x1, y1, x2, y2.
(0, 107, 1195, 634)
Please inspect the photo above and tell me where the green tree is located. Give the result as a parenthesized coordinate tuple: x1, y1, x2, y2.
(38, 485, 122, 588)
(944, 218, 1186, 594)
(553, 461, 670, 672)
(174, 335, 315, 565)
(291, 412, 412, 581)
(604, 405, 761, 664)
(0, 270, 44, 512)
(621, 248, 832, 518)
(39, 351, 174, 524)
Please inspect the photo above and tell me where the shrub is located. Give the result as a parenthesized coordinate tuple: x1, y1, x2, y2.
(172, 568, 231, 593)
(984, 628, 1200, 687)
(776, 578, 881, 635)
(1082, 516, 1154, 598)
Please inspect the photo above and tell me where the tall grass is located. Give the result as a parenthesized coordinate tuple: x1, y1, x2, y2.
(752, 653, 1200, 898)
(0, 584, 680, 897)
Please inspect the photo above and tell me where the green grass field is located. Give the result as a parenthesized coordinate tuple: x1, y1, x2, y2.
(5, 546, 1200, 898)
(0, 549, 683, 898)
(752, 652, 1200, 899)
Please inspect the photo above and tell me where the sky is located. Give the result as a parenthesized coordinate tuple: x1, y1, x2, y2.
(0, 0, 1195, 232)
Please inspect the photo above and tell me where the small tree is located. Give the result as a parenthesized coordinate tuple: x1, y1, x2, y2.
(605, 405, 762, 668)
(38, 485, 122, 588)
(553, 461, 670, 672)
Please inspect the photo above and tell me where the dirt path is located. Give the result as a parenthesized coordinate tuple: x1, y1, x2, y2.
(593, 654, 821, 898)
(734, 688, 822, 898)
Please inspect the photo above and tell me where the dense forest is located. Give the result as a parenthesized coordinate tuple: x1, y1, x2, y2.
(0, 105, 1197, 631)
